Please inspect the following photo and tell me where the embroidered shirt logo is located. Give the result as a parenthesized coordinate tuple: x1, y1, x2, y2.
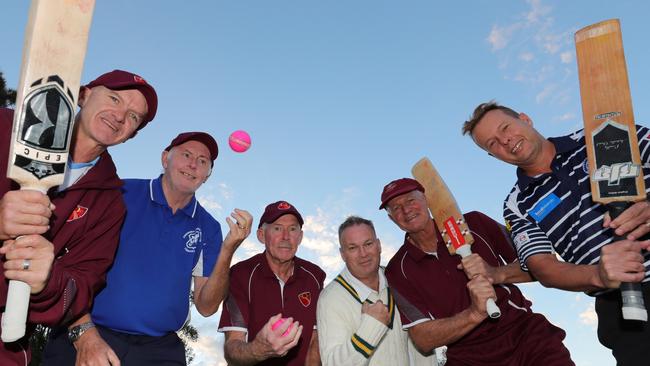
(529, 193, 561, 222)
(298, 292, 311, 307)
(183, 228, 202, 253)
(514, 232, 530, 248)
(582, 159, 590, 174)
(67, 205, 88, 222)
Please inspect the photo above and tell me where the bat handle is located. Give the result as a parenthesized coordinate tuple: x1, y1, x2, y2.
(608, 202, 648, 322)
(1, 280, 30, 342)
(486, 298, 501, 319)
(456, 245, 502, 319)
(1, 186, 48, 342)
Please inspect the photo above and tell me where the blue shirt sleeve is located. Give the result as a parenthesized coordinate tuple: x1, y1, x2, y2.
(196, 218, 222, 277)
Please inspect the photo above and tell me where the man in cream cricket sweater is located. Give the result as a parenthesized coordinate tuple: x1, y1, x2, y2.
(317, 216, 435, 365)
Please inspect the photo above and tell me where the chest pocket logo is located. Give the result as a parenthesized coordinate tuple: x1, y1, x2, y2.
(67, 205, 88, 222)
(582, 159, 590, 174)
(529, 193, 561, 222)
(298, 292, 311, 307)
(183, 228, 202, 253)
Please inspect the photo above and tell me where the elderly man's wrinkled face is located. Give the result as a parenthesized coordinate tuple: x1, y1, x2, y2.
(386, 190, 430, 233)
(258, 214, 303, 265)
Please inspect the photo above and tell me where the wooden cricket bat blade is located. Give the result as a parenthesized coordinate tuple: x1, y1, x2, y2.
(412, 157, 501, 318)
(576, 19, 647, 321)
(2, 0, 95, 342)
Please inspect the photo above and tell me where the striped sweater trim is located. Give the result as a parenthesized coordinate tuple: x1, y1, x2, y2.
(334, 275, 396, 329)
(351, 333, 375, 358)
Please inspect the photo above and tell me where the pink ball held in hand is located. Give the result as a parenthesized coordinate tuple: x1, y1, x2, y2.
(271, 317, 292, 336)
(228, 130, 251, 153)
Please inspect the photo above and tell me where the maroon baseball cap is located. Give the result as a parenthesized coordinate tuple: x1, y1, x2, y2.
(84, 69, 158, 129)
(258, 201, 304, 228)
(165, 132, 219, 165)
(379, 178, 425, 209)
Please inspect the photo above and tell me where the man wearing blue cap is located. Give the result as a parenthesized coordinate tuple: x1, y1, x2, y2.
(43, 132, 252, 365)
(0, 69, 157, 364)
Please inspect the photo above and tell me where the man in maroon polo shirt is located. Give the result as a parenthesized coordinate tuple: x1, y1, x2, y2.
(219, 200, 325, 365)
(380, 178, 574, 366)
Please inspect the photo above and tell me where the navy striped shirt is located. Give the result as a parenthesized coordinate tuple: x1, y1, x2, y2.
(503, 126, 650, 290)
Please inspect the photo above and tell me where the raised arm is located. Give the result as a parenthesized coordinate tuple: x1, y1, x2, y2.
(194, 209, 252, 316)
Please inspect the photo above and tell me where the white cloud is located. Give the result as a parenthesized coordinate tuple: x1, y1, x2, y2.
(197, 194, 223, 214)
(487, 25, 508, 51)
(554, 112, 575, 122)
(535, 83, 556, 104)
(524, 0, 551, 24)
(579, 303, 598, 328)
(218, 182, 233, 200)
(487, 24, 519, 51)
(560, 51, 573, 64)
(187, 332, 227, 366)
(487, 0, 577, 114)
(519, 52, 534, 62)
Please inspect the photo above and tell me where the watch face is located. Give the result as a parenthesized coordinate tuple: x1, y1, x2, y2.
(68, 328, 80, 342)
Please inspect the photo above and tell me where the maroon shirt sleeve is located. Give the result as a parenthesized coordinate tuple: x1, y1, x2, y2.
(385, 256, 431, 327)
(219, 262, 250, 332)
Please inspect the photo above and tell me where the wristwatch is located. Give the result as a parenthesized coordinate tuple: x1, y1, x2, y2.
(68, 321, 95, 343)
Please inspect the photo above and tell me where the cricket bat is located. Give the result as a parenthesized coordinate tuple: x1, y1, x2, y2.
(576, 19, 647, 321)
(2, 0, 94, 342)
(412, 157, 501, 319)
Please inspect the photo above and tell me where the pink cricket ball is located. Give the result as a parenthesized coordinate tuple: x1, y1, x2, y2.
(271, 318, 292, 336)
(228, 130, 251, 153)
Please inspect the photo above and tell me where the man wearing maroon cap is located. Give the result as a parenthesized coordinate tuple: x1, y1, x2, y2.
(42, 132, 252, 366)
(219, 200, 325, 366)
(380, 178, 575, 365)
(0, 69, 156, 364)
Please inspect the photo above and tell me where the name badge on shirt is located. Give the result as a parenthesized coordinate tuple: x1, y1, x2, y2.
(529, 193, 561, 222)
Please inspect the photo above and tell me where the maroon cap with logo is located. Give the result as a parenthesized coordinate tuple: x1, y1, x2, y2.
(84, 69, 158, 128)
(379, 178, 425, 209)
(165, 132, 219, 165)
(258, 200, 304, 228)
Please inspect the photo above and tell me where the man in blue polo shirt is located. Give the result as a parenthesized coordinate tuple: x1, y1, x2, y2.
(463, 101, 650, 365)
(42, 132, 253, 365)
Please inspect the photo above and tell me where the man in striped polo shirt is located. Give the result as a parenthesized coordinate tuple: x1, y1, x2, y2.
(463, 101, 650, 365)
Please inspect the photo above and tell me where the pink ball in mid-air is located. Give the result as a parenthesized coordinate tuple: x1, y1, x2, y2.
(271, 318, 292, 336)
(228, 130, 251, 153)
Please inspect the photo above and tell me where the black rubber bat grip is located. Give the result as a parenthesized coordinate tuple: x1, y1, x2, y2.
(608, 202, 647, 321)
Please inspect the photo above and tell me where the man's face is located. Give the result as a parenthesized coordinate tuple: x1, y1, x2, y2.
(76, 86, 148, 147)
(258, 214, 303, 264)
(339, 224, 381, 283)
(386, 190, 430, 233)
(470, 109, 545, 169)
(162, 140, 212, 195)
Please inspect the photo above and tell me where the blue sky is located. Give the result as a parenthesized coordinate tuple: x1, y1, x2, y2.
(4, 1, 650, 365)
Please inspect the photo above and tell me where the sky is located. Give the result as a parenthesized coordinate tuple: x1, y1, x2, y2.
(4, 1, 650, 365)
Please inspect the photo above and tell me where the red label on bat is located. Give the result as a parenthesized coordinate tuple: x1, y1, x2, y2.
(444, 217, 465, 249)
